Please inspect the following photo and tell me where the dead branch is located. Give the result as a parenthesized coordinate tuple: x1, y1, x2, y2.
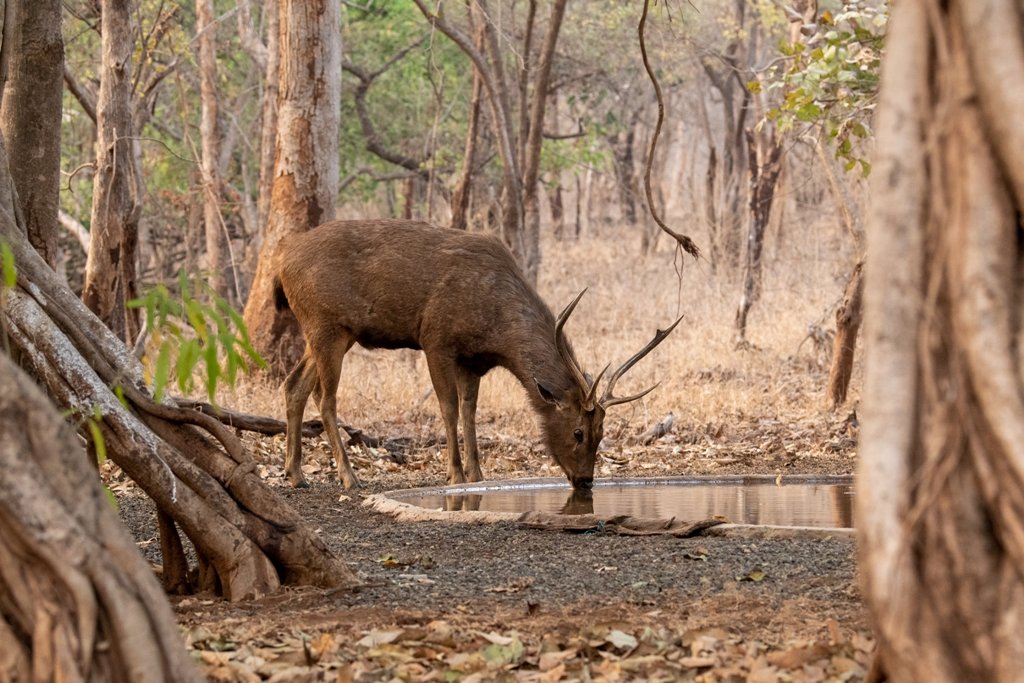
(628, 412, 676, 445)
(171, 397, 384, 447)
(638, 0, 700, 260)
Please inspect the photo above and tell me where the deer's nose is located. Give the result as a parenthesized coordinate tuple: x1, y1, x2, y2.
(571, 476, 594, 490)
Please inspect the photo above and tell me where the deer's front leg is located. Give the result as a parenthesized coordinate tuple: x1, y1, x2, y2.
(426, 352, 466, 485)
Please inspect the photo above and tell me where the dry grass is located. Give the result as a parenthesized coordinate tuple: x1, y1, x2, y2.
(224, 218, 862, 465)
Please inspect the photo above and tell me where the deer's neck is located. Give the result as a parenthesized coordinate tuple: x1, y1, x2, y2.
(504, 322, 579, 413)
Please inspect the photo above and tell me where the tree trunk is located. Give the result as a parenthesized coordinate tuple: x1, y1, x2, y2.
(450, 14, 486, 232)
(704, 144, 721, 271)
(243, 0, 341, 373)
(197, 0, 236, 304)
(827, 259, 863, 409)
(700, 0, 751, 273)
(5, 225, 357, 599)
(520, 0, 569, 283)
(0, 123, 354, 609)
(247, 0, 279, 239)
(550, 182, 565, 239)
(0, 0, 63, 270)
(859, 1, 1024, 680)
(474, 0, 525, 270)
(517, 0, 537, 172)
(83, 0, 141, 344)
(414, 0, 561, 283)
(612, 122, 639, 230)
(0, 354, 202, 682)
(734, 127, 783, 345)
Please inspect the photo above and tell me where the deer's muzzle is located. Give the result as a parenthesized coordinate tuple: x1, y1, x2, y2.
(571, 476, 594, 490)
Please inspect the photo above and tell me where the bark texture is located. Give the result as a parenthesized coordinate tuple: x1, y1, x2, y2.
(0, 354, 202, 683)
(827, 260, 863, 409)
(859, 1, 1024, 680)
(4, 222, 358, 601)
(519, 0, 568, 282)
(243, 0, 340, 373)
(0, 0, 63, 269)
(83, 0, 142, 343)
(450, 15, 486, 232)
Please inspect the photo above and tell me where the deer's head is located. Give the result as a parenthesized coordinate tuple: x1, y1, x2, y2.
(536, 290, 681, 490)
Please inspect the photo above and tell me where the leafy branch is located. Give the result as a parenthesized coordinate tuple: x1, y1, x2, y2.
(758, 3, 887, 176)
(129, 272, 266, 404)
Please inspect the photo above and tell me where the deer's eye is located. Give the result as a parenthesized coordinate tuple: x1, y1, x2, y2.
(574, 429, 584, 443)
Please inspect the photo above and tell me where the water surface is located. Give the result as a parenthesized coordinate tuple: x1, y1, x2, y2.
(392, 477, 855, 528)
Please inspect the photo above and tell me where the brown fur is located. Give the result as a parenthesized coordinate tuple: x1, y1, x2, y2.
(274, 219, 619, 489)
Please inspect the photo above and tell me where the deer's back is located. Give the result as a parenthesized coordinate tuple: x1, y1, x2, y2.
(275, 219, 548, 353)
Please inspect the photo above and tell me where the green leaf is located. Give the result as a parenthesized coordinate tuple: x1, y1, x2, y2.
(1, 240, 16, 288)
(185, 299, 208, 343)
(102, 483, 120, 511)
(153, 341, 172, 402)
(205, 341, 220, 402)
(481, 637, 525, 665)
(177, 339, 201, 393)
(87, 416, 107, 464)
(738, 568, 767, 582)
(224, 343, 241, 387)
(237, 334, 267, 369)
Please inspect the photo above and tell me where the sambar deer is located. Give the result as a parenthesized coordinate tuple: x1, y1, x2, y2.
(272, 219, 680, 490)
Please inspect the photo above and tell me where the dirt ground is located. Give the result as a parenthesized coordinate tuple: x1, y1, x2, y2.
(115, 402, 871, 682)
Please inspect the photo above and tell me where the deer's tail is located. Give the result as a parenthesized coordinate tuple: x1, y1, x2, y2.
(273, 277, 290, 312)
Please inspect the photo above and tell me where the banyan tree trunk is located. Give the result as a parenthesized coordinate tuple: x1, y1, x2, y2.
(859, 1, 1024, 680)
(0, 132, 356, 604)
(0, 354, 202, 682)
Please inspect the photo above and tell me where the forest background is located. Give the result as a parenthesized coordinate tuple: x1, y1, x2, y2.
(51, 0, 878, 428)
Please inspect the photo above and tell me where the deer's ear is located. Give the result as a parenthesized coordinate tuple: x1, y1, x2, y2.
(535, 379, 564, 407)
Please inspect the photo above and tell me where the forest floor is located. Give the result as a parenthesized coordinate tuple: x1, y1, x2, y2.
(116, 398, 871, 682)
(115, 233, 870, 680)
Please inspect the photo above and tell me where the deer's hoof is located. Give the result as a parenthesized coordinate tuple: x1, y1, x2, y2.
(289, 477, 311, 489)
(340, 473, 362, 489)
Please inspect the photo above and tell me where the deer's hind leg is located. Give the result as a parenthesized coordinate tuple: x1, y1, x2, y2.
(283, 350, 319, 488)
(456, 365, 483, 482)
(311, 332, 359, 489)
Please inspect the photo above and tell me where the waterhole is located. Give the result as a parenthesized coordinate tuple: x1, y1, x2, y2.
(388, 475, 855, 529)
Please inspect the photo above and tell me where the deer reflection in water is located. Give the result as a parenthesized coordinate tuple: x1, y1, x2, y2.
(443, 488, 595, 515)
(559, 488, 594, 515)
(444, 493, 483, 511)
(408, 480, 855, 527)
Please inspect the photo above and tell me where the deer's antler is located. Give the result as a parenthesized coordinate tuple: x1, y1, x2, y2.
(600, 316, 683, 408)
(555, 289, 593, 403)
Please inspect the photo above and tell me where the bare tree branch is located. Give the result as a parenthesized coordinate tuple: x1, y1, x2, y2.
(341, 35, 432, 174)
(63, 65, 97, 123)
